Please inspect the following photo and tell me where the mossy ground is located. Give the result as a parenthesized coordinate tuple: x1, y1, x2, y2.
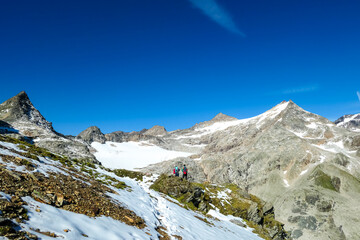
(314, 170, 337, 191)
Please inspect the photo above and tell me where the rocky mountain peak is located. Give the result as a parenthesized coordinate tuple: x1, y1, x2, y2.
(335, 113, 360, 132)
(272, 100, 309, 116)
(0, 91, 53, 131)
(144, 125, 167, 136)
(77, 126, 106, 144)
(210, 113, 237, 122)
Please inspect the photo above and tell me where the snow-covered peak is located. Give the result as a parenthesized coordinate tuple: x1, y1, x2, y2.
(335, 113, 360, 132)
(255, 101, 289, 127)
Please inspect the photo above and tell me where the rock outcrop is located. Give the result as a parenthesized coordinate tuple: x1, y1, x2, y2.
(144, 125, 167, 136)
(77, 126, 106, 144)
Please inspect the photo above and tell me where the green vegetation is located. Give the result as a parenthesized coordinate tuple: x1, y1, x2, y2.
(0, 226, 13, 236)
(113, 169, 144, 181)
(314, 170, 337, 191)
(194, 215, 214, 226)
(20, 158, 32, 167)
(113, 181, 127, 189)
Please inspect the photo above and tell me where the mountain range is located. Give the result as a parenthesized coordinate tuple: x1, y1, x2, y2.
(1, 91, 360, 240)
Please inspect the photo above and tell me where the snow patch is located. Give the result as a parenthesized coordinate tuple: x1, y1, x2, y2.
(92, 141, 192, 170)
(283, 179, 290, 187)
(306, 122, 318, 129)
(22, 196, 156, 240)
(300, 169, 308, 176)
(256, 101, 289, 128)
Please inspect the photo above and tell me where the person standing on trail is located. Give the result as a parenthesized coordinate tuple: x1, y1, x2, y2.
(173, 166, 180, 177)
(182, 164, 188, 180)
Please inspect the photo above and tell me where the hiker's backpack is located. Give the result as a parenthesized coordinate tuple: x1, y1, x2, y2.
(183, 167, 187, 174)
(173, 169, 175, 174)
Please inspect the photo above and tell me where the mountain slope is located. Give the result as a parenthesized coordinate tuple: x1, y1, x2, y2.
(135, 101, 360, 240)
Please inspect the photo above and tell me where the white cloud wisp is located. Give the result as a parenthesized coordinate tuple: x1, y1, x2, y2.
(188, 0, 245, 36)
(282, 85, 319, 94)
(357, 91, 360, 102)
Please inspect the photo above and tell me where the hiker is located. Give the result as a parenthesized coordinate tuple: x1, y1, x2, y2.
(173, 166, 180, 177)
(182, 164, 188, 180)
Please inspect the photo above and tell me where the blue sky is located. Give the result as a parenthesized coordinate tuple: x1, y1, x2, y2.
(1, 0, 360, 135)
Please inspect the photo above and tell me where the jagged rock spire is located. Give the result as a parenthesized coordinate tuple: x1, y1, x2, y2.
(0, 91, 53, 130)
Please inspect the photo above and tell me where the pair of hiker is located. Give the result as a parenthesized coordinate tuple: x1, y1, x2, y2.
(173, 164, 188, 180)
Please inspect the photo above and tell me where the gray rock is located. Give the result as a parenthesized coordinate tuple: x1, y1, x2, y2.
(316, 201, 333, 212)
(247, 203, 261, 224)
(291, 229, 303, 239)
(77, 126, 106, 144)
(229, 219, 246, 228)
(144, 125, 167, 136)
(262, 201, 274, 216)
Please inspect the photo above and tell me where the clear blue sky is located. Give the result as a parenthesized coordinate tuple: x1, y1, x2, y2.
(1, 0, 360, 135)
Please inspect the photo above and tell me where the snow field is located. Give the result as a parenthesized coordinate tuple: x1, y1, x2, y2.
(91, 141, 192, 170)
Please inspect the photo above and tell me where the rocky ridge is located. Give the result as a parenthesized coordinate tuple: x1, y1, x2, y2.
(335, 113, 360, 132)
(76, 126, 106, 144)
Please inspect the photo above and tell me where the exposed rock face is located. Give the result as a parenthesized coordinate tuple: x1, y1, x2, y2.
(77, 126, 106, 144)
(210, 113, 237, 122)
(144, 125, 167, 136)
(105, 129, 165, 145)
(140, 100, 360, 240)
(0, 92, 97, 163)
(335, 113, 360, 132)
(0, 91, 54, 137)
